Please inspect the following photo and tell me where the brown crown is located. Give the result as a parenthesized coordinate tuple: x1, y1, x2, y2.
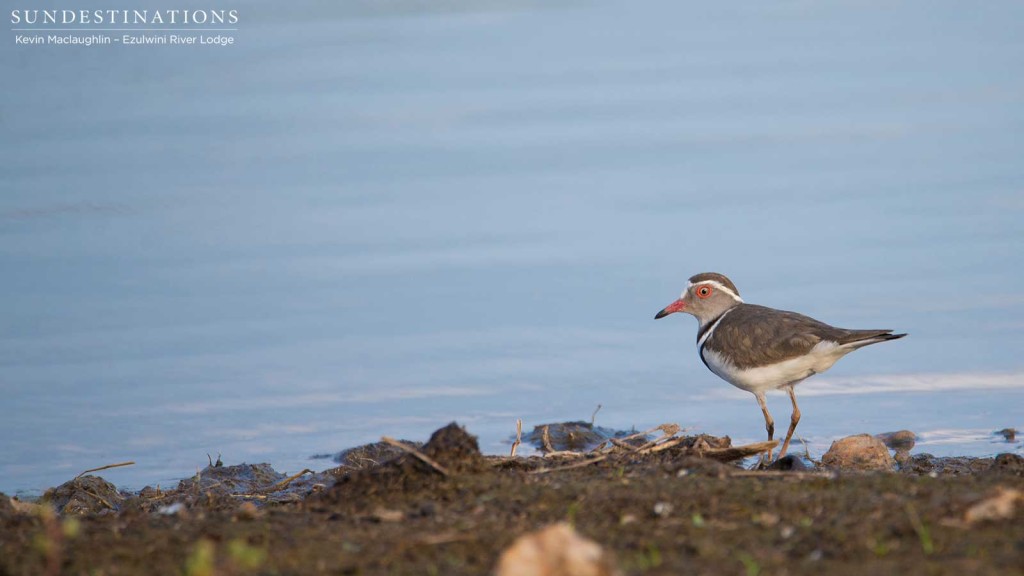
(688, 272, 740, 296)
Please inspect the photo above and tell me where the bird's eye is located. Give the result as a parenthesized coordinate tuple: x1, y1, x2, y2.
(696, 285, 712, 299)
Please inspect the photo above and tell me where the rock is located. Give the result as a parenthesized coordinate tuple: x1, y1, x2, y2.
(319, 423, 489, 507)
(422, 422, 487, 473)
(821, 434, 894, 471)
(901, 454, 992, 476)
(42, 475, 126, 515)
(963, 487, 1023, 525)
(875, 430, 916, 451)
(893, 449, 913, 469)
(527, 422, 610, 452)
(767, 454, 810, 472)
(495, 522, 620, 576)
(333, 440, 422, 470)
(988, 453, 1024, 476)
(996, 428, 1017, 442)
(178, 463, 285, 495)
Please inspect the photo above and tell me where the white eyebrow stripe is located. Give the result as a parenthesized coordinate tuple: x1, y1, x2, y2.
(685, 280, 744, 303)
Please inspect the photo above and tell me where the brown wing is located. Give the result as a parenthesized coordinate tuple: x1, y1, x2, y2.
(704, 304, 850, 370)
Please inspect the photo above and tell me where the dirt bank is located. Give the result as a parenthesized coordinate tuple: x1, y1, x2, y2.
(1, 423, 1022, 575)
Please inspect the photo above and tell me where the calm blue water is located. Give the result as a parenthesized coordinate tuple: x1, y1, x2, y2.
(2, 1, 1023, 496)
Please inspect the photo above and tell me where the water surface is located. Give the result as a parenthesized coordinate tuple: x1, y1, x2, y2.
(2, 0, 1023, 495)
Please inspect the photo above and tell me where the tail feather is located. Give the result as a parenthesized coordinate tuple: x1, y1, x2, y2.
(839, 330, 907, 349)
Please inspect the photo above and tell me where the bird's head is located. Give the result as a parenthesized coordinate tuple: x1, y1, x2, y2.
(655, 272, 743, 325)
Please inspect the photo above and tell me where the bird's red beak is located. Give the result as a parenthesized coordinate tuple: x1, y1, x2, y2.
(654, 298, 686, 319)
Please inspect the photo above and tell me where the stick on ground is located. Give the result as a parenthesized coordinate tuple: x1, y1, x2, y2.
(530, 453, 608, 475)
(264, 469, 314, 493)
(700, 440, 779, 462)
(382, 436, 450, 476)
(510, 419, 523, 457)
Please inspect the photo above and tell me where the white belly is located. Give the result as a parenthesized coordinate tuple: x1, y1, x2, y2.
(701, 340, 847, 393)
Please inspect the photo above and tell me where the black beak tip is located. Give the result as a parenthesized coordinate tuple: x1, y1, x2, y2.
(654, 310, 668, 320)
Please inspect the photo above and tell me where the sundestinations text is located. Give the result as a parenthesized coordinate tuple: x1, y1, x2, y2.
(10, 9, 239, 25)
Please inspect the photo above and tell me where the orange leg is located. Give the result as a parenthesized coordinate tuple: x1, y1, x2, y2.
(777, 386, 802, 459)
(755, 392, 775, 461)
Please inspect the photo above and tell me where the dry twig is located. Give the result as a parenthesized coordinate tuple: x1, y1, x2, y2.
(510, 419, 523, 457)
(81, 488, 115, 510)
(639, 434, 691, 454)
(263, 468, 314, 493)
(543, 450, 587, 459)
(530, 454, 608, 475)
(382, 436, 450, 476)
(75, 461, 135, 480)
(609, 437, 636, 451)
(614, 424, 679, 446)
(700, 441, 779, 462)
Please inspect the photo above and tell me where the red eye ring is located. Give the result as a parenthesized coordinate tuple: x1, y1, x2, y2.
(696, 285, 713, 299)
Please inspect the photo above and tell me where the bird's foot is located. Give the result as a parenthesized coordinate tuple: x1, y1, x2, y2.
(751, 452, 774, 470)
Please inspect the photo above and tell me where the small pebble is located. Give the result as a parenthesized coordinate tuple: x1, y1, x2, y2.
(653, 502, 673, 518)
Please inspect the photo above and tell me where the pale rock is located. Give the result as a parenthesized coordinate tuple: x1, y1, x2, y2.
(821, 434, 895, 471)
(495, 522, 620, 576)
(964, 487, 1022, 525)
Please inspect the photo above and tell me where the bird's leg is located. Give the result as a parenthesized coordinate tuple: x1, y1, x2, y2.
(778, 385, 801, 459)
(755, 392, 775, 462)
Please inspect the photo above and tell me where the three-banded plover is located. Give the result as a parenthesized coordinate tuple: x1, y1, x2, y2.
(655, 272, 906, 461)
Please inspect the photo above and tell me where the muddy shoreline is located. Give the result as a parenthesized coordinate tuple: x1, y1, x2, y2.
(2, 423, 1022, 575)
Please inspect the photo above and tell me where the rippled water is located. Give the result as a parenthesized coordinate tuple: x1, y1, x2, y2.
(2, 1, 1023, 495)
